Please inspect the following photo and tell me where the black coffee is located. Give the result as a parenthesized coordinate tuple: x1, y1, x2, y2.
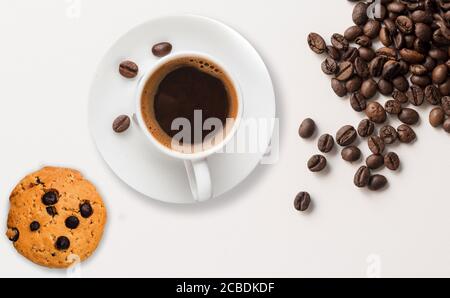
(141, 57, 238, 150)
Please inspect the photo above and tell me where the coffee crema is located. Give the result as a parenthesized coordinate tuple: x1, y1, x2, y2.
(141, 56, 239, 152)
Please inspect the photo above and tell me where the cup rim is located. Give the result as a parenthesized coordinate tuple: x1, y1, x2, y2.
(135, 51, 243, 161)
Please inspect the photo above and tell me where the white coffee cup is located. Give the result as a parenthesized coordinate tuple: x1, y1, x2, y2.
(135, 52, 243, 202)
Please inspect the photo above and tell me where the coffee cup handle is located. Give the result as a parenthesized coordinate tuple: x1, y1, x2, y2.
(184, 159, 212, 202)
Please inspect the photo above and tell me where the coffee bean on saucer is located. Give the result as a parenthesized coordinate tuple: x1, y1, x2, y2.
(429, 107, 445, 127)
(294, 192, 311, 212)
(397, 124, 416, 143)
(317, 134, 334, 153)
(366, 154, 384, 170)
(55, 236, 70, 251)
(113, 115, 131, 133)
(308, 33, 326, 54)
(30, 221, 40, 232)
(299, 118, 316, 139)
(307, 155, 327, 172)
(368, 175, 388, 191)
(398, 108, 419, 125)
(354, 166, 371, 188)
(368, 136, 385, 155)
(42, 190, 59, 206)
(385, 100, 402, 115)
(80, 202, 93, 218)
(357, 119, 375, 137)
(379, 125, 398, 145)
(65, 216, 80, 229)
(119, 60, 139, 78)
(366, 102, 387, 124)
(384, 152, 400, 171)
(152, 42, 172, 57)
(341, 146, 361, 162)
(336, 125, 357, 146)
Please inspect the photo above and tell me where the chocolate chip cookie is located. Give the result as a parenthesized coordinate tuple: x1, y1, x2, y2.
(6, 167, 107, 268)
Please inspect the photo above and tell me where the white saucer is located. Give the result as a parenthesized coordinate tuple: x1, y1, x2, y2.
(88, 15, 276, 204)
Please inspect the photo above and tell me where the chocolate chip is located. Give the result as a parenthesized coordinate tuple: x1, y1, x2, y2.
(55, 236, 70, 251)
(7, 228, 19, 242)
(30, 221, 40, 232)
(113, 115, 131, 133)
(152, 42, 172, 57)
(46, 206, 58, 217)
(80, 202, 93, 218)
(119, 60, 139, 78)
(294, 192, 311, 212)
(65, 216, 80, 229)
(42, 190, 59, 206)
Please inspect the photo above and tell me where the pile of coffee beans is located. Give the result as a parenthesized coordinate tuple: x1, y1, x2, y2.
(295, 0, 450, 208)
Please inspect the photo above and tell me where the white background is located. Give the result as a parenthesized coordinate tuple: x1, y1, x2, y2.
(0, 0, 449, 278)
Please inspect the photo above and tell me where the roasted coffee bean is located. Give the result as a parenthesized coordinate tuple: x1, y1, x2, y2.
(392, 90, 409, 104)
(385, 99, 402, 114)
(429, 107, 445, 127)
(345, 26, 363, 41)
(392, 76, 409, 92)
(361, 78, 378, 99)
(80, 202, 93, 218)
(379, 125, 398, 144)
(42, 190, 59, 206)
(331, 33, 348, 51)
(415, 23, 432, 42)
(398, 60, 410, 75)
(440, 78, 450, 96)
(119, 61, 139, 78)
(327, 46, 341, 60)
(7, 228, 19, 242)
(410, 64, 428, 76)
(382, 61, 401, 80)
(393, 31, 405, 50)
(444, 118, 450, 133)
(307, 155, 327, 172)
(376, 47, 397, 59)
(30, 221, 40, 232)
(429, 48, 448, 61)
(46, 206, 57, 217)
(368, 136, 385, 155)
(423, 56, 437, 72)
(298, 118, 316, 139)
(379, 27, 392, 47)
(398, 108, 420, 125)
(411, 10, 433, 24)
(384, 19, 397, 34)
(357, 119, 375, 137)
(308, 33, 326, 54)
(336, 125, 357, 146)
(358, 47, 375, 61)
(353, 2, 369, 25)
(322, 58, 338, 75)
(410, 75, 431, 88)
(346, 76, 363, 93)
(432, 64, 448, 84)
(369, 56, 387, 77)
(378, 79, 394, 95)
(406, 85, 424, 106)
(424, 85, 442, 105)
(336, 61, 354, 81)
(354, 57, 369, 78)
(384, 152, 400, 171)
(343, 47, 359, 63)
(152, 42, 172, 57)
(317, 134, 334, 153)
(65, 216, 80, 229)
(341, 146, 361, 162)
(363, 20, 381, 39)
(396, 16, 414, 34)
(397, 124, 416, 143)
(368, 175, 388, 191)
(331, 79, 347, 97)
(350, 92, 367, 112)
(366, 102, 387, 124)
(294, 192, 311, 212)
(355, 35, 372, 47)
(387, 2, 406, 14)
(113, 115, 131, 133)
(404, 35, 415, 49)
(366, 154, 385, 170)
(400, 48, 425, 63)
(442, 97, 450, 115)
(354, 166, 371, 188)
(55, 236, 70, 251)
